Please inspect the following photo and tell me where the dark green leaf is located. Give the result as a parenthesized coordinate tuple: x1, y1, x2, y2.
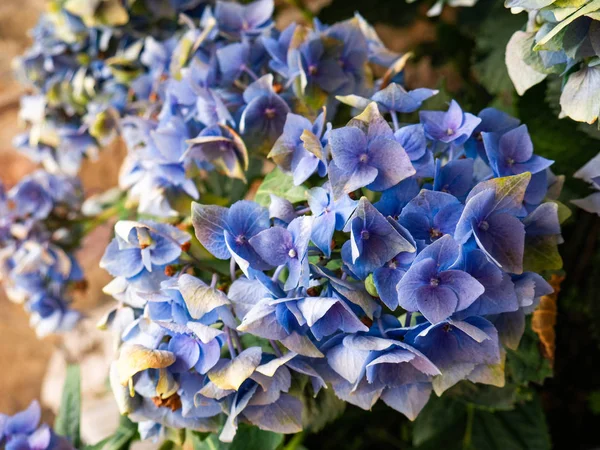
(506, 322, 553, 385)
(413, 393, 551, 450)
(302, 387, 346, 433)
(470, 395, 551, 450)
(523, 235, 563, 272)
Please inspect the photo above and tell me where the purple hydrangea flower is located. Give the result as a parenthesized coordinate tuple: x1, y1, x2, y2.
(397, 235, 484, 324)
(419, 100, 481, 146)
(328, 104, 415, 198)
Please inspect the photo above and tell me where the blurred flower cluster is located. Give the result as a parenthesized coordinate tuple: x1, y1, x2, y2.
(0, 171, 84, 337)
(0, 400, 73, 450)
(13, 0, 206, 176)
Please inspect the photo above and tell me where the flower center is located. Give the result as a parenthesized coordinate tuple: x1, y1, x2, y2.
(506, 157, 515, 167)
(478, 220, 489, 231)
(288, 248, 297, 258)
(235, 234, 247, 244)
(308, 64, 318, 75)
(429, 228, 443, 240)
(360, 229, 370, 240)
(430, 277, 440, 287)
(359, 153, 369, 163)
(446, 128, 455, 136)
(137, 228, 153, 249)
(264, 107, 276, 119)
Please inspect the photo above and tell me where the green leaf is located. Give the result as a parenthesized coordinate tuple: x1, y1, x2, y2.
(187, 425, 283, 450)
(230, 425, 284, 450)
(523, 235, 563, 272)
(413, 396, 467, 448)
(473, 9, 524, 95)
(470, 395, 551, 450)
(302, 387, 346, 433)
(534, 0, 600, 51)
(546, 199, 572, 224)
(254, 168, 308, 207)
(55, 364, 81, 448)
(85, 416, 138, 450)
(506, 321, 553, 385)
(413, 393, 551, 450)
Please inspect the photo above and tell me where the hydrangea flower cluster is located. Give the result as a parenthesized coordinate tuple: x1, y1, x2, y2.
(114, 0, 408, 217)
(102, 69, 563, 440)
(505, 1, 600, 125)
(2, 0, 566, 444)
(13, 0, 206, 175)
(0, 400, 73, 450)
(0, 171, 84, 337)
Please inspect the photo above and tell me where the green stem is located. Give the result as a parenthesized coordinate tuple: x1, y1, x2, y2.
(81, 204, 121, 235)
(463, 403, 475, 449)
(283, 432, 305, 450)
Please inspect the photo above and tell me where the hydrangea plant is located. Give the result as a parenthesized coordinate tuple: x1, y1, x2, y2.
(0, 0, 567, 448)
(505, 1, 600, 125)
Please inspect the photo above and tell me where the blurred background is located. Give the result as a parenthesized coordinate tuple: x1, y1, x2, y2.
(1, 0, 600, 448)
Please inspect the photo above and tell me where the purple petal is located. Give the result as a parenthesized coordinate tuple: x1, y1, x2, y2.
(415, 284, 459, 324)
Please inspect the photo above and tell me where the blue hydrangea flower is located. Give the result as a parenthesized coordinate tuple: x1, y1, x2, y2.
(342, 197, 415, 280)
(372, 222, 416, 310)
(483, 125, 553, 177)
(184, 124, 249, 181)
(100, 221, 190, 279)
(249, 216, 314, 290)
(339, 84, 438, 115)
(0, 401, 73, 450)
(191, 200, 270, 276)
(307, 185, 357, 257)
(405, 316, 501, 372)
(399, 189, 464, 245)
(374, 177, 420, 219)
(324, 334, 440, 419)
(328, 104, 415, 198)
(214, 0, 274, 39)
(420, 100, 481, 146)
(239, 75, 290, 148)
(432, 158, 474, 200)
(464, 107, 520, 161)
(455, 174, 530, 274)
(397, 235, 484, 324)
(269, 110, 329, 186)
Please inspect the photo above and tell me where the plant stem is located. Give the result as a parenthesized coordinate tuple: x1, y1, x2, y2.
(283, 431, 305, 450)
(462, 403, 474, 449)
